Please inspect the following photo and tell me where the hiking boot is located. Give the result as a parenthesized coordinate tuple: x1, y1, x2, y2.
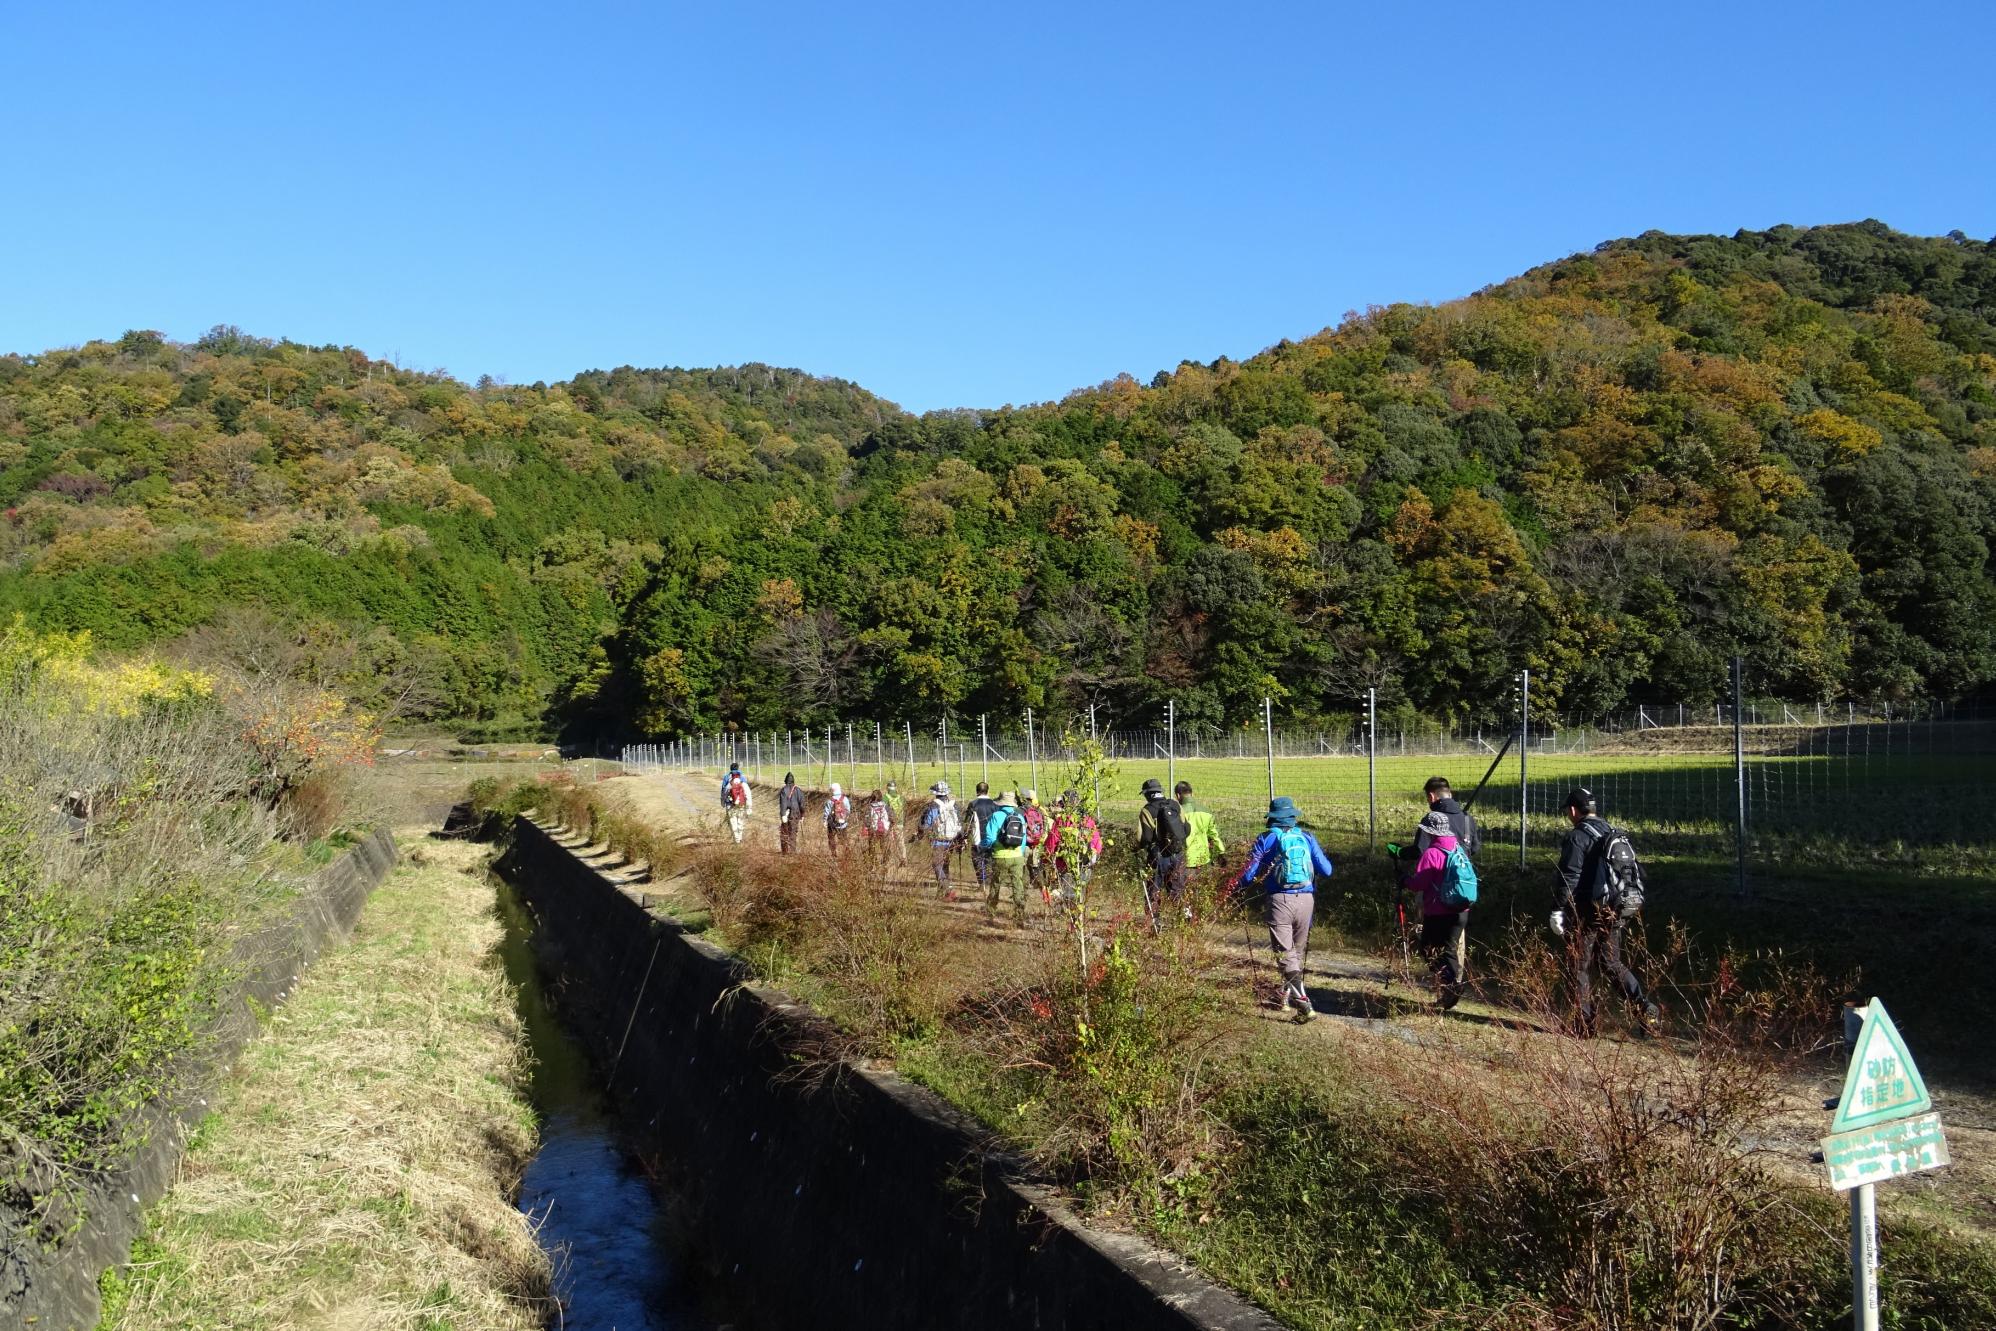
(1292, 991, 1315, 1024)
(1637, 1002, 1663, 1037)
(1438, 988, 1460, 1012)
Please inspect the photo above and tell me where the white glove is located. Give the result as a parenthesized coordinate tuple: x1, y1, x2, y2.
(1549, 909, 1567, 938)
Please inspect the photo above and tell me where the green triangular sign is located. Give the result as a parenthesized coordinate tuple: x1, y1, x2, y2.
(1830, 999, 1931, 1133)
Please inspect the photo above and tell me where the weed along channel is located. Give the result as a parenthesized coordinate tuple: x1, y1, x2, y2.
(492, 868, 743, 1329)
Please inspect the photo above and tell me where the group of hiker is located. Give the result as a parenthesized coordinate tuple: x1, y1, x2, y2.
(913, 780, 1103, 924)
(730, 761, 1659, 1035)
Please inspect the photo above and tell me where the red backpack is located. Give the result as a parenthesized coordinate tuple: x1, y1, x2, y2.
(726, 773, 747, 806)
(1023, 805, 1048, 845)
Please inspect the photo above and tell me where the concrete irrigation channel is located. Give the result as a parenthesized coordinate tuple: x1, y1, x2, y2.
(494, 814, 1283, 1331)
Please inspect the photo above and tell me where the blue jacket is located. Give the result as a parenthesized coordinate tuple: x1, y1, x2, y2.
(979, 802, 1027, 859)
(1240, 827, 1334, 893)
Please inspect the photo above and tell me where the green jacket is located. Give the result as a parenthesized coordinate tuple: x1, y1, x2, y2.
(1182, 805, 1226, 868)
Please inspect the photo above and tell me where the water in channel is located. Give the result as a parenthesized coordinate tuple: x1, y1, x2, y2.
(493, 873, 740, 1330)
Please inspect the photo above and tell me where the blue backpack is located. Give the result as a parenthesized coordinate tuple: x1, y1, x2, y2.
(1438, 845, 1479, 911)
(1277, 829, 1314, 886)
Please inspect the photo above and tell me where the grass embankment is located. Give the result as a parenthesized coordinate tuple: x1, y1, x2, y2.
(101, 837, 552, 1331)
(506, 768, 1996, 1330)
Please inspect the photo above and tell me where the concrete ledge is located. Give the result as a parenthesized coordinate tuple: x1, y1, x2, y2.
(1, 827, 400, 1331)
(499, 816, 1281, 1331)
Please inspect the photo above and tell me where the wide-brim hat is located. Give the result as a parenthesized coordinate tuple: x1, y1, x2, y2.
(1266, 796, 1300, 825)
(1419, 810, 1455, 839)
(931, 781, 951, 797)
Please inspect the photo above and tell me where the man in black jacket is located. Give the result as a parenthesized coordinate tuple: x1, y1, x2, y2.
(1413, 776, 1480, 859)
(961, 782, 1001, 897)
(1137, 778, 1190, 928)
(1550, 787, 1658, 1035)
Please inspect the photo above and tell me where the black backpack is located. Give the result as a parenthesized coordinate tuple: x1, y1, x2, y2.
(996, 809, 1026, 850)
(1148, 799, 1186, 857)
(1583, 823, 1646, 913)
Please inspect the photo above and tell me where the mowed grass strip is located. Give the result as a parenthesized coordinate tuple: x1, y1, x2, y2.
(104, 837, 552, 1331)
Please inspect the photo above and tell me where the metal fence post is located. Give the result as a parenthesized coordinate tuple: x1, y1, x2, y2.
(1263, 696, 1275, 802)
(1733, 654, 1749, 902)
(847, 721, 856, 790)
(1518, 669, 1531, 869)
(904, 721, 915, 785)
(1166, 699, 1176, 792)
(1026, 705, 1038, 795)
(1367, 687, 1378, 853)
(980, 714, 990, 787)
(875, 721, 885, 788)
(825, 723, 833, 786)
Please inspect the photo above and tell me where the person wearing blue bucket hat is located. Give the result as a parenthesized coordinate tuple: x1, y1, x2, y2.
(1238, 796, 1334, 1021)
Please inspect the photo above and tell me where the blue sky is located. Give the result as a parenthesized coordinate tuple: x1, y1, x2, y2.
(3, 1, 1992, 412)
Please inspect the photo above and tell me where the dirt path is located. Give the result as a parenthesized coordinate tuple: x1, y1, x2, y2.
(598, 768, 1996, 1242)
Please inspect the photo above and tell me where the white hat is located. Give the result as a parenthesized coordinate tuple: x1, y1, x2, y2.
(830, 783, 843, 798)
(1023, 788, 1038, 802)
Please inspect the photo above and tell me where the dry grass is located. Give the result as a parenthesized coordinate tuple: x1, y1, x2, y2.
(105, 836, 553, 1331)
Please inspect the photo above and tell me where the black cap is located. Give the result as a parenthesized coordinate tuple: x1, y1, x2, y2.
(1141, 778, 1164, 797)
(1564, 787, 1596, 813)
(783, 772, 794, 783)
(730, 761, 740, 771)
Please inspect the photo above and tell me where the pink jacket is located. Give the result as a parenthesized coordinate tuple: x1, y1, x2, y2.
(1408, 835, 1460, 917)
(1044, 814, 1101, 861)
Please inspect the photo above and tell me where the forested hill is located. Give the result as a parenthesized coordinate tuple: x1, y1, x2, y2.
(3, 220, 1994, 738)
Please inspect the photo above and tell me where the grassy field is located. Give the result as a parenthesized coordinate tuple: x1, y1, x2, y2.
(686, 743, 1996, 874)
(102, 836, 552, 1331)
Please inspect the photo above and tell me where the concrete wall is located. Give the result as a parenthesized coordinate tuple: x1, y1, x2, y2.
(2, 827, 399, 1331)
(500, 817, 1280, 1331)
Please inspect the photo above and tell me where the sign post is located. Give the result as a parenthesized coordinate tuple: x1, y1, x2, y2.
(1820, 999, 1949, 1331)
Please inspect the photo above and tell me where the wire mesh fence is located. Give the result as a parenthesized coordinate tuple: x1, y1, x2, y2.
(616, 679, 1996, 891)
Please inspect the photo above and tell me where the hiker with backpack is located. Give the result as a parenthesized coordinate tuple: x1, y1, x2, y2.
(1044, 788, 1101, 910)
(1137, 778, 1190, 928)
(720, 762, 753, 844)
(883, 780, 907, 865)
(977, 790, 1031, 926)
(960, 781, 1000, 898)
(859, 787, 894, 872)
(822, 782, 853, 861)
(777, 771, 806, 853)
(1238, 796, 1335, 1021)
(920, 781, 963, 898)
(1550, 787, 1660, 1036)
(1388, 777, 1481, 1001)
(1403, 808, 1477, 1009)
(1175, 780, 1227, 909)
(1021, 789, 1050, 897)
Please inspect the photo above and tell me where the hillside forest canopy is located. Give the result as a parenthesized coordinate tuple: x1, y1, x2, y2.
(4, 221, 1996, 740)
